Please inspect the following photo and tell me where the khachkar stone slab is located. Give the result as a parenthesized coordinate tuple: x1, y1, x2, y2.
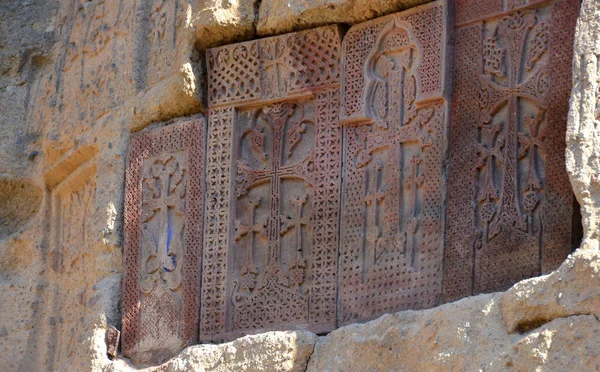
(122, 117, 205, 365)
(443, 0, 579, 302)
(338, 1, 451, 325)
(204, 25, 342, 341)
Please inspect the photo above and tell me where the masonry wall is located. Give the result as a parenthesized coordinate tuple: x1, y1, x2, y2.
(0, 0, 598, 371)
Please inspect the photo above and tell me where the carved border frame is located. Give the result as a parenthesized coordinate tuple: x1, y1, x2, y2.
(338, 0, 453, 325)
(122, 117, 206, 358)
(442, 0, 579, 302)
(202, 25, 343, 342)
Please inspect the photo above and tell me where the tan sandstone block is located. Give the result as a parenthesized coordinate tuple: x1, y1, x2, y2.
(257, 0, 436, 36)
(501, 249, 600, 333)
(192, 0, 258, 50)
(567, 0, 600, 251)
(109, 330, 318, 372)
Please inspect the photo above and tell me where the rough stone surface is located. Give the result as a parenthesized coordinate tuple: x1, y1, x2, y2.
(502, 248, 600, 333)
(110, 331, 318, 372)
(0, 175, 42, 239)
(0, 2, 57, 367)
(567, 0, 600, 252)
(192, 0, 258, 50)
(106, 327, 120, 359)
(309, 292, 600, 371)
(257, 0, 435, 36)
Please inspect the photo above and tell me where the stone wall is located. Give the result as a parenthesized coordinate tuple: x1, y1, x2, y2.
(0, 0, 597, 371)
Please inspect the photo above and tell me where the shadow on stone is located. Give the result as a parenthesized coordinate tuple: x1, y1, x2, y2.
(0, 175, 41, 240)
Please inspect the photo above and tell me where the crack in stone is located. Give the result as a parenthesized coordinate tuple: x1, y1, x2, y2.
(302, 336, 318, 372)
(515, 311, 600, 334)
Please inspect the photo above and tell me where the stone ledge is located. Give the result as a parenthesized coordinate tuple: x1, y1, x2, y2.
(109, 331, 318, 372)
(501, 249, 600, 333)
(104, 247, 600, 371)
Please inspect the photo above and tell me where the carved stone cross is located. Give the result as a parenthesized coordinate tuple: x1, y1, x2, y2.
(261, 38, 300, 98)
(140, 155, 186, 293)
(281, 194, 310, 260)
(123, 118, 204, 364)
(235, 197, 266, 290)
(476, 122, 504, 241)
(443, 0, 578, 300)
(519, 110, 547, 232)
(205, 25, 343, 339)
(339, 3, 449, 324)
(479, 11, 548, 239)
(236, 103, 313, 280)
(281, 194, 310, 286)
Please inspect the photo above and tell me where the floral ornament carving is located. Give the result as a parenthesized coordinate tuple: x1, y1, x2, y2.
(475, 10, 551, 257)
(261, 37, 303, 98)
(140, 155, 186, 294)
(352, 18, 433, 272)
(232, 102, 315, 331)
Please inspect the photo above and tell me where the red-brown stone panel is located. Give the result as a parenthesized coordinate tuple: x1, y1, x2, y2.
(122, 117, 205, 365)
(443, 0, 579, 302)
(203, 25, 343, 341)
(338, 1, 452, 325)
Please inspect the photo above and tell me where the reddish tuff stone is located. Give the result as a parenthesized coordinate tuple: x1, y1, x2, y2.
(338, 0, 450, 325)
(202, 25, 343, 342)
(122, 117, 206, 365)
(443, 0, 579, 302)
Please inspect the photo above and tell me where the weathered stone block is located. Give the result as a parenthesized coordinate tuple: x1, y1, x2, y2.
(106, 326, 120, 359)
(443, 0, 579, 302)
(203, 25, 343, 341)
(43, 144, 99, 368)
(42, 0, 136, 135)
(256, 0, 436, 37)
(338, 1, 451, 324)
(122, 117, 206, 365)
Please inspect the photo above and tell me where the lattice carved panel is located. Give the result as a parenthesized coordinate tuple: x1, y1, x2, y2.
(207, 26, 342, 107)
(338, 1, 451, 325)
(203, 25, 342, 341)
(119, 0, 581, 356)
(443, 0, 579, 302)
(123, 117, 205, 365)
